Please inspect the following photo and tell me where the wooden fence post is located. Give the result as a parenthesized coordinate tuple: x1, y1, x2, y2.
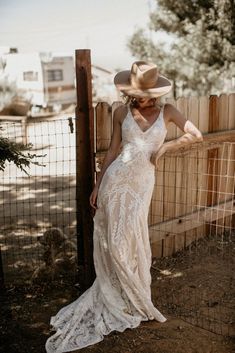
(206, 95, 220, 236)
(75, 49, 96, 292)
(0, 247, 4, 290)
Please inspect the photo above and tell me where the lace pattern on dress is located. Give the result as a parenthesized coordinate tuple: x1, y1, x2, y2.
(45, 104, 168, 353)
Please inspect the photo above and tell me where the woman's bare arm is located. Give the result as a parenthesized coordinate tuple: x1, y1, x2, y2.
(163, 103, 203, 152)
(90, 105, 126, 209)
(151, 103, 203, 164)
(94, 105, 125, 190)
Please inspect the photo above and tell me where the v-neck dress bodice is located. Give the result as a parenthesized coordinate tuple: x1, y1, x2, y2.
(45, 104, 168, 353)
(119, 104, 167, 165)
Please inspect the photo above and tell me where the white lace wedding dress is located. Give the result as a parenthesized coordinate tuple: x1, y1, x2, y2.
(45, 104, 168, 353)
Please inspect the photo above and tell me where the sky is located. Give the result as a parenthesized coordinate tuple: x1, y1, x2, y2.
(0, 0, 170, 71)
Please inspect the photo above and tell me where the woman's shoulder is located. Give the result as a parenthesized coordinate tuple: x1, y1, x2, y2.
(163, 102, 177, 115)
(113, 104, 128, 124)
(159, 102, 174, 127)
(162, 102, 177, 123)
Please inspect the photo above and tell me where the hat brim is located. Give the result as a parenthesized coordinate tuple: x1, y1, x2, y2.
(114, 70, 172, 98)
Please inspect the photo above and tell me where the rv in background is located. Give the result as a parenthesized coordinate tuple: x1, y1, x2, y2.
(1, 48, 119, 114)
(2, 51, 76, 111)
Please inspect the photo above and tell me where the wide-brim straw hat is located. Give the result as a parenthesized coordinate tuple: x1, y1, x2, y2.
(114, 60, 172, 98)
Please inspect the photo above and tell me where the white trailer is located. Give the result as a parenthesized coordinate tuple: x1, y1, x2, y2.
(3, 52, 76, 109)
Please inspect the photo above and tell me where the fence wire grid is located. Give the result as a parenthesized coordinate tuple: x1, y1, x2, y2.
(0, 116, 234, 338)
(0, 116, 77, 285)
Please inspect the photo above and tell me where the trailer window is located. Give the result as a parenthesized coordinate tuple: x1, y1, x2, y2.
(23, 71, 38, 81)
(47, 69, 63, 82)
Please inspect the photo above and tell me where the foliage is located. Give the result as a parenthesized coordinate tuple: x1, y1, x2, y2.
(0, 75, 17, 111)
(0, 57, 18, 111)
(127, 0, 235, 96)
(0, 128, 45, 175)
(0, 58, 44, 174)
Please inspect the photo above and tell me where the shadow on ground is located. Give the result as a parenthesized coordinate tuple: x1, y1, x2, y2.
(0, 233, 234, 353)
(0, 175, 77, 283)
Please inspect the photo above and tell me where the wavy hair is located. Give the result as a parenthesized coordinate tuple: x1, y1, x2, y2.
(120, 93, 162, 109)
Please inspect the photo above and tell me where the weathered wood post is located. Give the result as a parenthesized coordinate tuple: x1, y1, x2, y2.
(75, 49, 96, 292)
(0, 246, 4, 290)
(206, 95, 219, 236)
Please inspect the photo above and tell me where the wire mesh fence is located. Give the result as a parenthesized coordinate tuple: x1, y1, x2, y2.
(0, 108, 234, 339)
(149, 143, 235, 254)
(149, 142, 234, 337)
(94, 97, 235, 338)
(0, 116, 77, 285)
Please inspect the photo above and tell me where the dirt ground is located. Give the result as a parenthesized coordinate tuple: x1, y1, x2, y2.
(0, 232, 234, 353)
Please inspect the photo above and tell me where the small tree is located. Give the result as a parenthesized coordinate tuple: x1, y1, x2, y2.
(128, 0, 235, 97)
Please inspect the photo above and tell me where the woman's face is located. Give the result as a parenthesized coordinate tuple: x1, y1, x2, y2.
(136, 97, 156, 108)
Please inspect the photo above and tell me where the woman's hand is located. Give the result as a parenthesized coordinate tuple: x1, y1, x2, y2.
(150, 145, 166, 168)
(89, 186, 99, 210)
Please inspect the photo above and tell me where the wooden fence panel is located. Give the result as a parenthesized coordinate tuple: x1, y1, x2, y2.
(150, 157, 164, 258)
(225, 93, 235, 233)
(185, 96, 200, 247)
(94, 94, 234, 259)
(173, 97, 188, 253)
(163, 98, 178, 257)
(226, 94, 235, 231)
(207, 95, 220, 236)
(197, 96, 210, 240)
(95, 102, 112, 152)
(151, 98, 177, 258)
(216, 94, 230, 234)
(149, 162, 164, 257)
(220, 94, 235, 232)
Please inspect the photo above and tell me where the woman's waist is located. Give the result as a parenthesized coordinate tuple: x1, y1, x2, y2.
(121, 142, 159, 158)
(119, 145, 154, 166)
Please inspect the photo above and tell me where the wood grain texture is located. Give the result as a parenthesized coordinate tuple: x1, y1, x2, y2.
(95, 102, 112, 152)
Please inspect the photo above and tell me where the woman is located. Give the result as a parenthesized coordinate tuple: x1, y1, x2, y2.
(46, 61, 203, 353)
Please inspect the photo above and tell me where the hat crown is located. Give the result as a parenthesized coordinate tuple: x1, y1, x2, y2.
(130, 61, 159, 89)
(113, 60, 172, 98)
